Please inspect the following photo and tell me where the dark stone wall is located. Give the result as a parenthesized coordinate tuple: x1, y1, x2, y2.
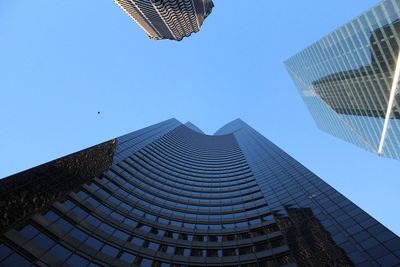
(0, 139, 117, 233)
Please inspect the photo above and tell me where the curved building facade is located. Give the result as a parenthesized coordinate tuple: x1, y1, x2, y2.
(113, 0, 214, 41)
(0, 119, 399, 266)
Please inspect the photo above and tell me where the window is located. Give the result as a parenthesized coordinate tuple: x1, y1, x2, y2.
(84, 237, 103, 250)
(123, 218, 138, 228)
(61, 200, 75, 211)
(150, 227, 159, 235)
(132, 209, 144, 216)
(261, 214, 274, 222)
(112, 230, 129, 241)
(166, 246, 175, 254)
(223, 223, 235, 229)
(236, 221, 248, 228)
(47, 244, 72, 261)
(249, 218, 262, 225)
(70, 206, 88, 221)
(254, 241, 270, 252)
(120, 252, 136, 264)
(158, 245, 167, 252)
(271, 237, 284, 248)
(174, 247, 184, 255)
(69, 228, 88, 242)
(76, 191, 89, 200)
(131, 237, 145, 246)
(208, 235, 218, 242)
(110, 212, 124, 222)
(223, 234, 235, 242)
(96, 205, 112, 216)
(86, 197, 100, 209)
(190, 249, 204, 257)
(101, 245, 119, 257)
(53, 218, 74, 233)
(170, 221, 181, 227)
(43, 211, 59, 223)
(1, 253, 31, 266)
(19, 225, 39, 240)
(66, 254, 89, 266)
(206, 249, 219, 257)
(148, 242, 159, 251)
(183, 248, 191, 257)
(239, 246, 253, 255)
(265, 224, 279, 233)
(183, 223, 195, 229)
(193, 235, 204, 242)
(237, 232, 251, 240)
(223, 248, 236, 257)
(145, 213, 156, 221)
(158, 217, 169, 224)
(30, 233, 55, 251)
(164, 231, 173, 238)
(0, 244, 13, 261)
(120, 202, 132, 212)
(137, 224, 151, 233)
(98, 223, 115, 235)
(86, 215, 101, 227)
(196, 224, 208, 230)
(251, 228, 265, 237)
(209, 224, 222, 230)
(140, 258, 152, 266)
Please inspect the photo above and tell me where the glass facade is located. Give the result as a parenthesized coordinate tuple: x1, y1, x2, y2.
(113, 0, 214, 41)
(285, 0, 400, 159)
(0, 119, 399, 266)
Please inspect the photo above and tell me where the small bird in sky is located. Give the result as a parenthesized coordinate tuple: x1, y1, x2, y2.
(98, 111, 100, 114)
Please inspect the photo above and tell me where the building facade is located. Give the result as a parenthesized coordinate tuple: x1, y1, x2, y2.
(113, 0, 214, 41)
(285, 0, 400, 159)
(0, 119, 399, 266)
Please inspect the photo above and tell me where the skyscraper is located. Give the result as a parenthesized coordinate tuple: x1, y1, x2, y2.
(113, 0, 214, 41)
(1, 119, 399, 266)
(285, 0, 400, 159)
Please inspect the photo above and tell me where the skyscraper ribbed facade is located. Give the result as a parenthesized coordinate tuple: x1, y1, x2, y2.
(285, 0, 400, 159)
(113, 0, 214, 41)
(1, 119, 399, 266)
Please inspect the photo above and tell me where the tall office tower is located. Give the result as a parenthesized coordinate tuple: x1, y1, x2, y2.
(285, 0, 400, 159)
(1, 119, 399, 266)
(113, 0, 214, 41)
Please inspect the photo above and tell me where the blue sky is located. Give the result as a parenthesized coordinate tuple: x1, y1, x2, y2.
(1, 1, 399, 236)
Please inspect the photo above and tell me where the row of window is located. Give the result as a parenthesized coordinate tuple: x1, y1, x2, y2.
(141, 145, 249, 173)
(68, 188, 273, 232)
(108, 164, 260, 199)
(110, 165, 256, 197)
(51, 202, 281, 244)
(149, 138, 246, 165)
(85, 179, 266, 214)
(154, 131, 241, 156)
(135, 148, 252, 179)
(7, 218, 288, 266)
(81, 174, 270, 224)
(120, 157, 256, 191)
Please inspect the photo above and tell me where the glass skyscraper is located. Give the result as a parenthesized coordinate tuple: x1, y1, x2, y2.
(113, 0, 214, 41)
(0, 119, 399, 266)
(285, 0, 400, 159)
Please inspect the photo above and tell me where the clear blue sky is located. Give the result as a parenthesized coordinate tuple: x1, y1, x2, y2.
(1, 1, 399, 236)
